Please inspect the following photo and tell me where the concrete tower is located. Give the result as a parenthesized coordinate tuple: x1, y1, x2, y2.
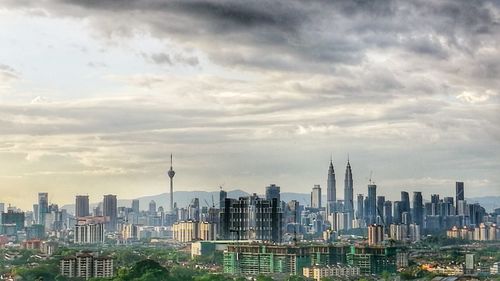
(327, 157, 336, 214)
(344, 159, 354, 220)
(168, 154, 176, 213)
(75, 195, 90, 218)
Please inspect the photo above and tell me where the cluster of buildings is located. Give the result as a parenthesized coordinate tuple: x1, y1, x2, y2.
(446, 223, 500, 241)
(1, 157, 497, 248)
(0, 155, 499, 279)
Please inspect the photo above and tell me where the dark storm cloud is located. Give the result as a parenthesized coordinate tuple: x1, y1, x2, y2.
(4, 0, 499, 73)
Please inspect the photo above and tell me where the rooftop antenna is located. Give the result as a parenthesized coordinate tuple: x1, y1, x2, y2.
(369, 170, 374, 184)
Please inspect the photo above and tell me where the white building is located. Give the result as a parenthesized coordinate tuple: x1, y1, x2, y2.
(303, 265, 360, 281)
(74, 223, 105, 244)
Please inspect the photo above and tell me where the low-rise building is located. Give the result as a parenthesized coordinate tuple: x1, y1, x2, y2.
(303, 265, 360, 281)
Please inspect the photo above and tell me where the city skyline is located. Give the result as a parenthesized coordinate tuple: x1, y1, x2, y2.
(0, 1, 499, 208)
(1, 156, 499, 210)
(4, 170, 498, 215)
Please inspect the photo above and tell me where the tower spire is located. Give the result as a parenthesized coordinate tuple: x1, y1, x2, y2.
(344, 157, 354, 220)
(327, 155, 336, 214)
(168, 154, 176, 214)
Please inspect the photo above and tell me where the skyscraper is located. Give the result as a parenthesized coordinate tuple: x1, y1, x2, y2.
(344, 160, 354, 220)
(131, 199, 139, 213)
(149, 200, 157, 215)
(265, 184, 281, 202)
(311, 185, 322, 209)
(103, 195, 117, 232)
(400, 191, 410, 219)
(356, 194, 364, 220)
(38, 192, 49, 226)
(33, 204, 39, 225)
(167, 154, 176, 213)
(384, 201, 393, 226)
(412, 192, 423, 226)
(456, 182, 464, 214)
(327, 159, 336, 214)
(219, 188, 227, 209)
(367, 184, 377, 224)
(75, 195, 90, 218)
(376, 196, 385, 223)
(393, 201, 402, 224)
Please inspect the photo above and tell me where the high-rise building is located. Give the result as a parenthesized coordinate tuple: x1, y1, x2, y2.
(219, 195, 282, 242)
(376, 196, 385, 224)
(103, 195, 117, 232)
(384, 201, 393, 226)
(344, 160, 354, 220)
(389, 224, 407, 241)
(172, 220, 216, 242)
(412, 192, 423, 226)
(60, 253, 114, 279)
(367, 184, 377, 224)
(265, 184, 281, 202)
(456, 182, 464, 214)
(356, 194, 364, 220)
(400, 192, 410, 221)
(393, 201, 402, 224)
(311, 185, 322, 209)
(430, 194, 440, 216)
(167, 154, 176, 213)
(368, 224, 384, 245)
(286, 200, 301, 224)
(188, 198, 200, 221)
(131, 199, 139, 214)
(75, 195, 90, 218)
(75, 223, 105, 244)
(219, 188, 227, 210)
(327, 159, 336, 214)
(33, 204, 39, 225)
(38, 192, 49, 226)
(148, 200, 157, 215)
(2, 210, 25, 231)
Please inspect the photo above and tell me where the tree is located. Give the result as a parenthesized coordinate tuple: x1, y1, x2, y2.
(256, 274, 274, 281)
(119, 259, 169, 281)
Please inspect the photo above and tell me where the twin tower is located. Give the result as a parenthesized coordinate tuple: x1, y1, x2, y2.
(327, 158, 354, 218)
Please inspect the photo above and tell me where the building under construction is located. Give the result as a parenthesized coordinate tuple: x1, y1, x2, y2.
(223, 243, 398, 276)
(346, 244, 397, 274)
(223, 243, 350, 275)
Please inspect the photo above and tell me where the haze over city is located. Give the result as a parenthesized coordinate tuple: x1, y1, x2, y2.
(1, 1, 499, 209)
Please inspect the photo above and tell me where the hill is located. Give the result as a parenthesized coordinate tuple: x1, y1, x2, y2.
(62, 191, 500, 214)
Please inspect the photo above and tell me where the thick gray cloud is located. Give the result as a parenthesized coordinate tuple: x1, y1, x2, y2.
(0, 0, 499, 208)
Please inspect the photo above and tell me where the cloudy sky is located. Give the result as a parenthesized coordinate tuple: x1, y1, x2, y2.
(0, 0, 499, 210)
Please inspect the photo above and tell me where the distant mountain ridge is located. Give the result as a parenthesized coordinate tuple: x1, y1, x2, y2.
(61, 190, 500, 214)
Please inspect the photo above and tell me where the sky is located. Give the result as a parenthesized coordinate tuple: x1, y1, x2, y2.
(0, 0, 499, 210)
